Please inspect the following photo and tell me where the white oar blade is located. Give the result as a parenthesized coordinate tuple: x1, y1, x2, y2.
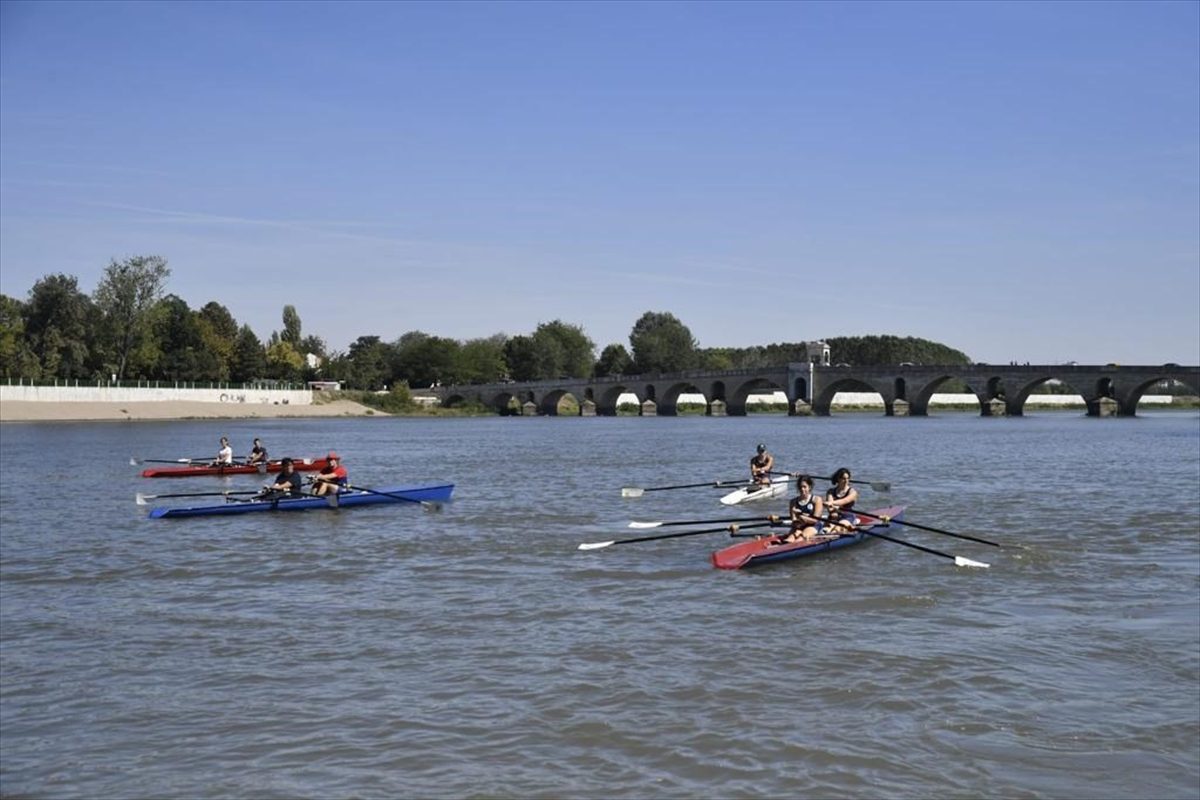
(130, 457, 139, 466)
(620, 487, 644, 498)
(135, 493, 151, 506)
(954, 556, 990, 569)
(577, 540, 615, 551)
(421, 501, 443, 513)
(628, 521, 664, 529)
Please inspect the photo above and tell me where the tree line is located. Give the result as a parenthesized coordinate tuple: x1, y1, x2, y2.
(0, 256, 970, 390)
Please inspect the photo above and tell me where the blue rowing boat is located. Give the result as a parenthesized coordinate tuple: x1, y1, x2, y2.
(710, 505, 906, 569)
(147, 483, 455, 519)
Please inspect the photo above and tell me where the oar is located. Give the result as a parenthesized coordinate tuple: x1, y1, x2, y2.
(342, 483, 443, 511)
(136, 489, 260, 505)
(131, 456, 213, 466)
(578, 521, 779, 551)
(223, 491, 341, 507)
(860, 527, 990, 568)
(628, 514, 781, 529)
(621, 478, 749, 498)
(774, 471, 891, 492)
(851, 509, 1002, 548)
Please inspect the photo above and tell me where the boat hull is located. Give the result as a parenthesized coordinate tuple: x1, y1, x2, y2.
(141, 457, 330, 478)
(719, 476, 790, 506)
(148, 483, 454, 518)
(710, 505, 906, 569)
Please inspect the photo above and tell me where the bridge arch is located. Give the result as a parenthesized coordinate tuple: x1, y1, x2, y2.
(811, 376, 891, 416)
(728, 376, 786, 416)
(658, 381, 708, 416)
(538, 389, 582, 416)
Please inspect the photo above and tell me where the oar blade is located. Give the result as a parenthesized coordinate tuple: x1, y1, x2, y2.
(578, 540, 615, 551)
(135, 492, 151, 506)
(954, 556, 990, 569)
(627, 521, 664, 529)
(620, 487, 645, 498)
(870, 481, 892, 492)
(420, 500, 443, 512)
(130, 457, 139, 466)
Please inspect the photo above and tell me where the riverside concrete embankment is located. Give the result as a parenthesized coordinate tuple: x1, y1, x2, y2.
(0, 384, 383, 422)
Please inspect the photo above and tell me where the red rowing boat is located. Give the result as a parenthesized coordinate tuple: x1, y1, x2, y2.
(141, 457, 331, 478)
(711, 506, 906, 569)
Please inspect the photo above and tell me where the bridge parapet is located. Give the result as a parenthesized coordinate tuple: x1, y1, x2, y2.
(431, 363, 1198, 418)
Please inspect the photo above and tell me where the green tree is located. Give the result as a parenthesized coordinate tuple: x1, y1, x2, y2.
(265, 339, 304, 381)
(393, 333, 461, 387)
(823, 335, 970, 366)
(594, 343, 632, 377)
(92, 255, 171, 380)
(23, 273, 93, 379)
(196, 301, 239, 381)
(154, 295, 209, 380)
(0, 294, 38, 379)
(456, 334, 508, 383)
(346, 335, 390, 390)
(629, 311, 698, 374)
(230, 325, 267, 383)
(503, 335, 538, 381)
(281, 304, 302, 347)
(533, 320, 595, 378)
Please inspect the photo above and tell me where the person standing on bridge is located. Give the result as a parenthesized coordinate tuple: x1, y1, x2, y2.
(750, 443, 775, 486)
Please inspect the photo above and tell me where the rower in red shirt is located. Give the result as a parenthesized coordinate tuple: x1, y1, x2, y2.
(311, 452, 348, 496)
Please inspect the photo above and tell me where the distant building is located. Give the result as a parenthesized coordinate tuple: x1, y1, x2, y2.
(804, 341, 830, 366)
(307, 380, 341, 391)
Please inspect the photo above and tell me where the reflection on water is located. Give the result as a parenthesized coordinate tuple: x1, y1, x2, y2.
(2, 412, 1198, 798)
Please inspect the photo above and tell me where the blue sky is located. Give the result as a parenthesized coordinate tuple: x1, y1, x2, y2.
(2, 0, 1197, 365)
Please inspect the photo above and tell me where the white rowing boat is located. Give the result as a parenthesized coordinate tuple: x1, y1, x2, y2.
(719, 475, 790, 506)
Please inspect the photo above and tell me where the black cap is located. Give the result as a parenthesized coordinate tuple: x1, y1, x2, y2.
(757, 443, 766, 453)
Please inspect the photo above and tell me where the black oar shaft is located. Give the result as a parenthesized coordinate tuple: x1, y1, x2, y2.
(343, 483, 440, 507)
(853, 510, 1001, 548)
(613, 521, 777, 547)
(145, 490, 259, 499)
(859, 528, 964, 561)
(640, 479, 746, 492)
(648, 514, 779, 528)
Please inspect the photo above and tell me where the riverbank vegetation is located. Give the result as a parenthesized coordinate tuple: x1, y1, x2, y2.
(1, 259, 1192, 402)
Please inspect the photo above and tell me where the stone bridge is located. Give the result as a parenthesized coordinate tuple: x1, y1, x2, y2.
(428, 363, 1199, 417)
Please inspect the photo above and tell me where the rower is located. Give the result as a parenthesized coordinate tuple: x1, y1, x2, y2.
(778, 474, 825, 544)
(750, 443, 774, 486)
(246, 438, 268, 465)
(211, 436, 234, 467)
(259, 457, 302, 499)
(310, 452, 348, 497)
(825, 467, 860, 532)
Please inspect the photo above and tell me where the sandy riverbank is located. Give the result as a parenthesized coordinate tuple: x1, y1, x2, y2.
(0, 399, 388, 422)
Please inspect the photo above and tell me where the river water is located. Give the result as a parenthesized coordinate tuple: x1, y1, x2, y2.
(1, 411, 1197, 799)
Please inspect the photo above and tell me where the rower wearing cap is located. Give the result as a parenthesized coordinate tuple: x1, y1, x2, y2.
(750, 443, 774, 486)
(311, 452, 348, 496)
